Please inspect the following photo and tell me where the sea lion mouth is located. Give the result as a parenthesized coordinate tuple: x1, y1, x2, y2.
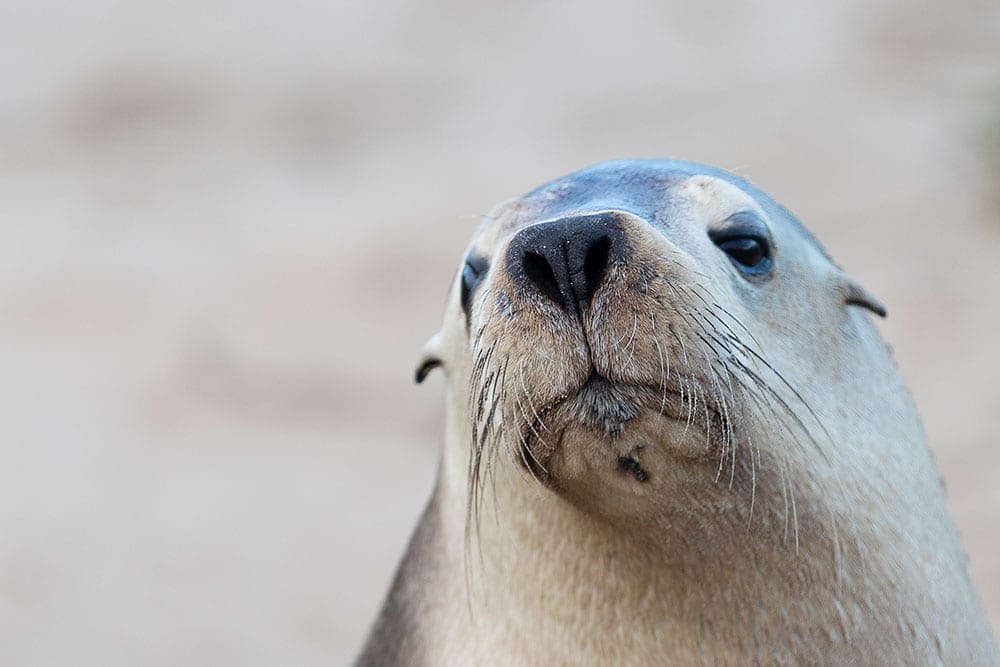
(506, 362, 728, 484)
(573, 369, 719, 430)
(574, 371, 640, 437)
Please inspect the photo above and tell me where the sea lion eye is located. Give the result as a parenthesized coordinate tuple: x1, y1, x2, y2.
(717, 236, 769, 271)
(460, 255, 488, 315)
(709, 212, 774, 277)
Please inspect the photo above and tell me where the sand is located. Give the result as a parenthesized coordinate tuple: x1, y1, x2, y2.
(0, 0, 998, 663)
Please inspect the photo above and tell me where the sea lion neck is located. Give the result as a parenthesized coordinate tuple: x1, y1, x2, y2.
(430, 435, 877, 664)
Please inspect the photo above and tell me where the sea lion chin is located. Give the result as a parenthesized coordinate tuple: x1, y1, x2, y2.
(358, 159, 998, 666)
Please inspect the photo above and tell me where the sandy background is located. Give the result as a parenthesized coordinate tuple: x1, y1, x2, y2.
(1, 1, 998, 664)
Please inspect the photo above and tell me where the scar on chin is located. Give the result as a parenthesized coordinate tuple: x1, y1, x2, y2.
(617, 455, 649, 483)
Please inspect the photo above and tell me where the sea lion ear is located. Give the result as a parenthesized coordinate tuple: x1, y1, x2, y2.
(415, 331, 446, 384)
(843, 280, 887, 318)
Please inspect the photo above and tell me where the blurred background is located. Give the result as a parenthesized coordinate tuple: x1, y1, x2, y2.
(1, 0, 998, 663)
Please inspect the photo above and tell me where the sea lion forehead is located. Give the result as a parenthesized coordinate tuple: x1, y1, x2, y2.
(518, 158, 829, 260)
(521, 159, 763, 223)
(675, 174, 770, 226)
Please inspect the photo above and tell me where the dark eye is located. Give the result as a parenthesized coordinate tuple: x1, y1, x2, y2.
(717, 236, 770, 272)
(460, 256, 488, 315)
(709, 211, 774, 278)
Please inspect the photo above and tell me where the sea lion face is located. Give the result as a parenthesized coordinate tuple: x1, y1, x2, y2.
(424, 160, 885, 526)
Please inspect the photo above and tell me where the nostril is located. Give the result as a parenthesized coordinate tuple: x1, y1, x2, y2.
(523, 251, 564, 305)
(582, 235, 611, 302)
(507, 215, 625, 312)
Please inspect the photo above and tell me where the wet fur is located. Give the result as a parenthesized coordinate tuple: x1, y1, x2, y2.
(356, 491, 442, 667)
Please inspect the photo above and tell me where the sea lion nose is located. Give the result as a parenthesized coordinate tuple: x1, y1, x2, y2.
(506, 212, 626, 312)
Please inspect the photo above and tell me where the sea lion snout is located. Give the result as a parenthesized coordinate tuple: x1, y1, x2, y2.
(503, 211, 629, 313)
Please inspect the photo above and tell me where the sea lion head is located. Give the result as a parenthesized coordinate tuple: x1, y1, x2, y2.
(418, 159, 889, 532)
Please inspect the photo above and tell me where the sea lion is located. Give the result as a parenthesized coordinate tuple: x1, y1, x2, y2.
(356, 159, 998, 665)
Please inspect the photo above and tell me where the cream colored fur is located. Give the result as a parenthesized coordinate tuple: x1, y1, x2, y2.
(361, 167, 998, 665)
